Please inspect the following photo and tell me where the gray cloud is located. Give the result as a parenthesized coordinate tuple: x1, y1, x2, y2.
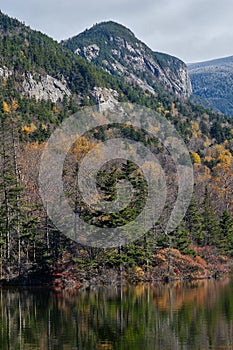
(0, 0, 233, 62)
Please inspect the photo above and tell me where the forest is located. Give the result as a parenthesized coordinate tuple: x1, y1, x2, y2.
(0, 11, 232, 286)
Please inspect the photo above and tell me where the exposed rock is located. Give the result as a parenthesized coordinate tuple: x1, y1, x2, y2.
(125, 73, 156, 95)
(83, 44, 100, 61)
(74, 48, 81, 55)
(0, 67, 71, 103)
(21, 73, 71, 103)
(63, 21, 192, 98)
(0, 66, 12, 78)
(90, 86, 119, 111)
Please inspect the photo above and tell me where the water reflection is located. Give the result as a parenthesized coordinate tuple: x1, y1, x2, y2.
(0, 278, 232, 349)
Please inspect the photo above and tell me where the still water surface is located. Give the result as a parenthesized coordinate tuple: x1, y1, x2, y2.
(0, 277, 233, 349)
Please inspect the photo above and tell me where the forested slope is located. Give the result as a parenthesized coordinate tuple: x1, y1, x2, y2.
(0, 12, 232, 285)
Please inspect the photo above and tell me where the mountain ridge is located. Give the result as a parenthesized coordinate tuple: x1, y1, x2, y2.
(188, 55, 233, 116)
(188, 55, 233, 70)
(62, 21, 192, 98)
(0, 11, 233, 286)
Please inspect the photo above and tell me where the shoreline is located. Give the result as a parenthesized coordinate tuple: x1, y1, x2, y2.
(1, 247, 232, 290)
(0, 271, 232, 290)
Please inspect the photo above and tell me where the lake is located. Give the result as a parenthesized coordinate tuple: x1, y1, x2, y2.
(0, 277, 233, 349)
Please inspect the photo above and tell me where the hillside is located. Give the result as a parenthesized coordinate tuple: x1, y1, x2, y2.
(0, 12, 232, 285)
(62, 21, 192, 98)
(188, 56, 233, 116)
(0, 11, 147, 106)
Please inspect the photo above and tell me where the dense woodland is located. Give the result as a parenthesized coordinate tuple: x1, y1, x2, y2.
(0, 11, 232, 284)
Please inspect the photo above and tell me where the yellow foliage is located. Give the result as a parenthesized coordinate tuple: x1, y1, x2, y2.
(2, 100, 18, 113)
(2, 101, 10, 114)
(212, 144, 225, 157)
(2, 78, 7, 88)
(72, 136, 96, 161)
(192, 131, 198, 139)
(11, 99, 19, 111)
(205, 144, 231, 164)
(217, 150, 232, 165)
(52, 105, 59, 114)
(204, 156, 212, 163)
(134, 266, 145, 279)
(19, 50, 26, 58)
(191, 121, 199, 131)
(191, 152, 201, 164)
(214, 176, 221, 182)
(22, 123, 37, 134)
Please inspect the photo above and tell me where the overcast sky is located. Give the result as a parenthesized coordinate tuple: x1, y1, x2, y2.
(0, 0, 233, 63)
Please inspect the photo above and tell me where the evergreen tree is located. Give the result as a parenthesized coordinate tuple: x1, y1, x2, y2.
(184, 197, 203, 245)
(219, 210, 233, 256)
(201, 187, 220, 246)
(172, 223, 196, 256)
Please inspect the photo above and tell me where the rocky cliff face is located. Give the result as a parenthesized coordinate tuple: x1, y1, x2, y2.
(0, 66, 12, 79)
(188, 56, 233, 116)
(21, 73, 71, 103)
(0, 66, 71, 103)
(90, 86, 119, 111)
(63, 21, 192, 98)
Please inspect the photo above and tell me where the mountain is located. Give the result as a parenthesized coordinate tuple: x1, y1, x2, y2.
(0, 11, 142, 107)
(188, 56, 233, 116)
(62, 21, 192, 98)
(0, 12, 191, 112)
(0, 11, 233, 284)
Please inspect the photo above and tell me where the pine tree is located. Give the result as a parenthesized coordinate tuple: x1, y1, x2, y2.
(172, 223, 195, 256)
(184, 197, 203, 245)
(201, 187, 220, 246)
(0, 107, 33, 276)
(0, 111, 21, 271)
(219, 210, 233, 256)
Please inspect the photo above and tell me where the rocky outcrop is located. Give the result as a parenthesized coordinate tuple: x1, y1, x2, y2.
(102, 39, 192, 97)
(63, 21, 192, 98)
(0, 66, 12, 78)
(81, 44, 100, 61)
(21, 73, 71, 103)
(0, 66, 71, 103)
(90, 86, 119, 111)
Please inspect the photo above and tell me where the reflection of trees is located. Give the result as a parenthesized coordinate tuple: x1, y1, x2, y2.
(0, 278, 232, 349)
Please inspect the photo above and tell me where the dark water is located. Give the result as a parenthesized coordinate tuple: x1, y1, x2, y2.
(0, 277, 233, 350)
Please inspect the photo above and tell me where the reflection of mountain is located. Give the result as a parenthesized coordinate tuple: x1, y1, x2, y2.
(1, 279, 233, 349)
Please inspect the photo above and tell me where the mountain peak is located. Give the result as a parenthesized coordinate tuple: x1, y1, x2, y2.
(91, 21, 135, 36)
(63, 21, 192, 97)
(63, 21, 136, 45)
